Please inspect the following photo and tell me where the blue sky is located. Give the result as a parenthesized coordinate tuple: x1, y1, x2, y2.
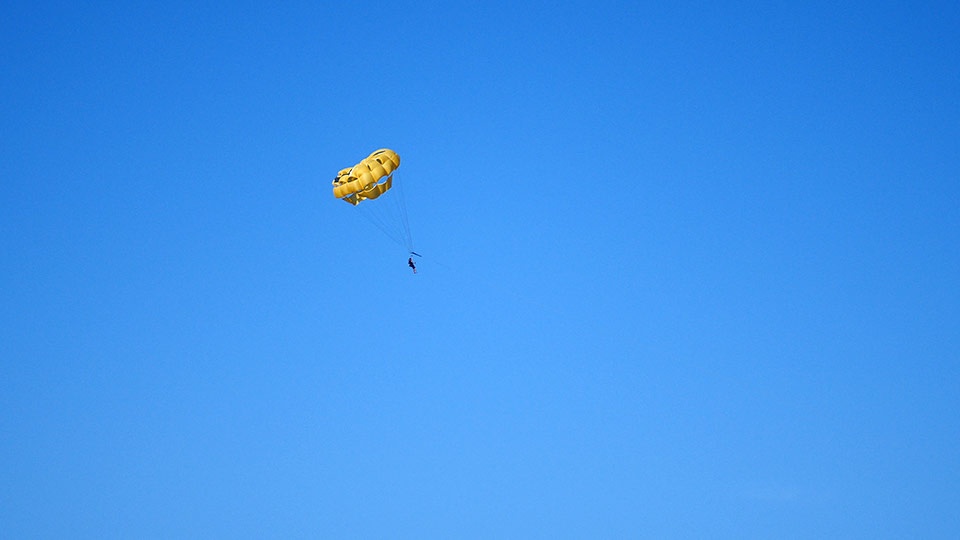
(2, 1, 958, 537)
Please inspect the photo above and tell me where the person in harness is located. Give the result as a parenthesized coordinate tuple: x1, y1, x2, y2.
(408, 257, 417, 274)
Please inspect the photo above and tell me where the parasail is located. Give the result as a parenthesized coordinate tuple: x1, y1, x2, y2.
(332, 148, 414, 254)
(332, 148, 400, 205)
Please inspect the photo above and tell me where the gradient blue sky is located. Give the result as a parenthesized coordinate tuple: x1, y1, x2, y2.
(2, 1, 959, 537)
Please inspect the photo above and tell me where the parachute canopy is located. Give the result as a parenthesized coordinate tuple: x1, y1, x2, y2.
(331, 148, 414, 253)
(332, 148, 401, 205)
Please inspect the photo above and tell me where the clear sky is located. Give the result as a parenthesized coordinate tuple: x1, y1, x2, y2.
(2, 1, 958, 538)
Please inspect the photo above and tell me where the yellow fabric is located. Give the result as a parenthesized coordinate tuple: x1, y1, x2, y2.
(332, 149, 400, 205)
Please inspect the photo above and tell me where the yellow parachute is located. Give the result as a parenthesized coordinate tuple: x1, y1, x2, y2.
(332, 149, 401, 206)
(332, 148, 415, 254)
